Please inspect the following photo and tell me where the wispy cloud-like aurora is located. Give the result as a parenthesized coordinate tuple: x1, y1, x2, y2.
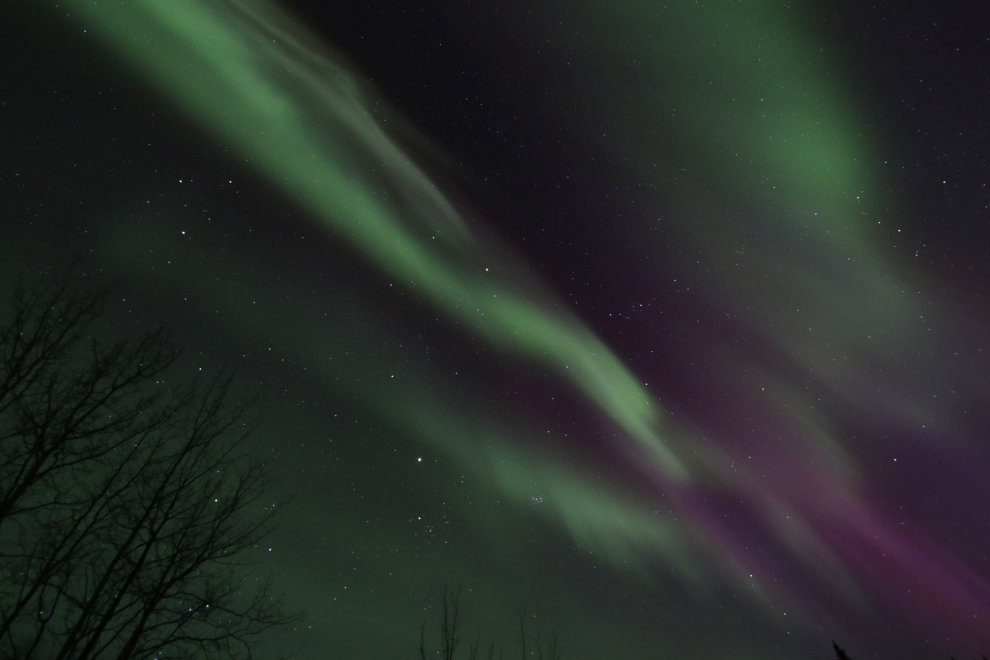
(54, 0, 990, 654)
(60, 0, 694, 562)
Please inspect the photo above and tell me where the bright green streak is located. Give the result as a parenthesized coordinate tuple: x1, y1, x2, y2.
(58, 1, 686, 485)
(60, 0, 687, 484)
(53, 0, 936, 635)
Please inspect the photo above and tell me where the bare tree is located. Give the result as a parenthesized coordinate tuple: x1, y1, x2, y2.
(440, 582, 462, 660)
(421, 581, 462, 660)
(420, 587, 549, 660)
(0, 274, 299, 660)
(545, 629, 560, 660)
(517, 608, 558, 660)
(516, 607, 526, 660)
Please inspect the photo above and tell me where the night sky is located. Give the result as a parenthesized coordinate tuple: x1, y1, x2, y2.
(2, 1, 990, 658)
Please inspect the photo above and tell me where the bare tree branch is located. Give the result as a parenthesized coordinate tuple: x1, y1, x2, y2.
(0, 273, 299, 660)
(516, 607, 526, 660)
(440, 581, 462, 660)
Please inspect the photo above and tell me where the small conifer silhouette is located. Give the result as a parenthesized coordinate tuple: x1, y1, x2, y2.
(832, 641, 853, 660)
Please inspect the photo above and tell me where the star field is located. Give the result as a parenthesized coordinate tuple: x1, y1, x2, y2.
(2, 1, 989, 659)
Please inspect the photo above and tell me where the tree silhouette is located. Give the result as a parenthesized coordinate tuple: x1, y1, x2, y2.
(832, 641, 853, 660)
(0, 274, 299, 659)
(419, 584, 557, 660)
(421, 581, 491, 660)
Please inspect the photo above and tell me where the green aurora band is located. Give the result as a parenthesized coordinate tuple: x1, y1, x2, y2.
(52, 0, 990, 652)
(58, 0, 694, 549)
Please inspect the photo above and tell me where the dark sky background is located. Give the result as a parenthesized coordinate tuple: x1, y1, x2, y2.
(2, 1, 989, 659)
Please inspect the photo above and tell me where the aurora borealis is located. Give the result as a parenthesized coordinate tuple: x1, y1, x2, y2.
(3, 0, 989, 658)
